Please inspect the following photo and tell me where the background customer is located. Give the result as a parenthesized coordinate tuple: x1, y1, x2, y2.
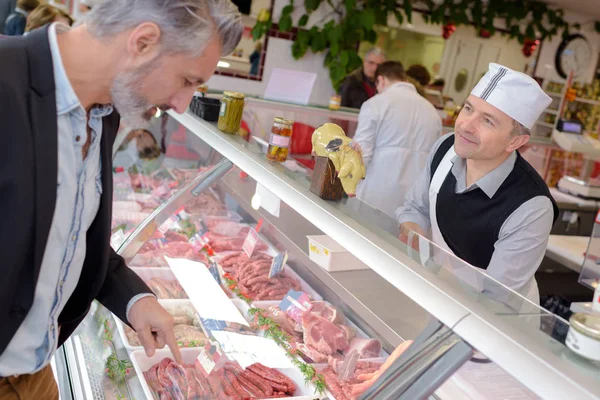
(25, 4, 73, 32)
(3, 0, 38, 35)
(339, 47, 385, 109)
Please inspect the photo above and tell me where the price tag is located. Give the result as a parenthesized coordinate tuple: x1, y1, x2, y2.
(200, 318, 228, 337)
(269, 251, 288, 278)
(189, 231, 210, 253)
(110, 229, 126, 250)
(196, 349, 216, 375)
(255, 183, 281, 217)
(278, 289, 312, 324)
(158, 214, 181, 234)
(197, 218, 210, 236)
(242, 228, 260, 257)
(195, 342, 223, 376)
(173, 206, 189, 221)
(209, 262, 222, 285)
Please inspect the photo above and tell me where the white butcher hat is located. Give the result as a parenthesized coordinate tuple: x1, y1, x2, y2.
(470, 63, 552, 130)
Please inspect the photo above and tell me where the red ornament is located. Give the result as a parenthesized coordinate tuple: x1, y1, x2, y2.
(522, 39, 540, 57)
(443, 22, 456, 39)
(479, 28, 491, 38)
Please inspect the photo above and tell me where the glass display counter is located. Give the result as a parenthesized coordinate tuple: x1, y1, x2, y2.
(55, 110, 600, 400)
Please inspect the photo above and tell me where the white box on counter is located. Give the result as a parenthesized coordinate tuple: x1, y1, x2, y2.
(307, 235, 368, 272)
(130, 347, 326, 400)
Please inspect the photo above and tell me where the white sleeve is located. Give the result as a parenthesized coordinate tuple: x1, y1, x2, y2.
(353, 100, 379, 167)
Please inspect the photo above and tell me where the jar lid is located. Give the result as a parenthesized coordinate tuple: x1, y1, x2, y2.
(223, 91, 245, 99)
(274, 117, 294, 125)
(569, 313, 600, 340)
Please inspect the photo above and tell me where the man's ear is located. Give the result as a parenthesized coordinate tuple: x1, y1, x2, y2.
(507, 133, 530, 152)
(127, 22, 162, 65)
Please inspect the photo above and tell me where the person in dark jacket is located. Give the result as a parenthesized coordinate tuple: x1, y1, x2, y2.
(0, 0, 16, 33)
(3, 0, 38, 35)
(249, 41, 262, 76)
(338, 47, 385, 109)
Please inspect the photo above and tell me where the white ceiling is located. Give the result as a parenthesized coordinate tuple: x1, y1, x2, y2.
(541, 0, 600, 20)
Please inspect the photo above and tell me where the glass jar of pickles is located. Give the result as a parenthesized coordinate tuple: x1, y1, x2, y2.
(218, 91, 245, 134)
(267, 117, 294, 162)
(329, 95, 341, 110)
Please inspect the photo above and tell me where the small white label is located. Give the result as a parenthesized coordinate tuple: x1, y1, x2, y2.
(269, 251, 288, 278)
(242, 228, 260, 257)
(255, 183, 281, 218)
(197, 350, 216, 375)
(110, 229, 126, 250)
(219, 101, 226, 117)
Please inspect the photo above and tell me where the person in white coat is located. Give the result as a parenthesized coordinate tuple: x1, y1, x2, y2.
(396, 63, 558, 305)
(354, 61, 442, 218)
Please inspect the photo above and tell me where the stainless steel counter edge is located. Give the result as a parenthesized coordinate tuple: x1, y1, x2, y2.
(168, 110, 600, 400)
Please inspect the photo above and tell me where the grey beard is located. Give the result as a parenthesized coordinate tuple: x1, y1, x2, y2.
(110, 61, 159, 129)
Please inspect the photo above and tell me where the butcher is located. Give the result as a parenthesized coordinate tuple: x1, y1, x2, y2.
(0, 0, 241, 397)
(396, 63, 558, 305)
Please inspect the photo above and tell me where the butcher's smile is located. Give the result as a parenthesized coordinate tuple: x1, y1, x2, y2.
(457, 132, 478, 146)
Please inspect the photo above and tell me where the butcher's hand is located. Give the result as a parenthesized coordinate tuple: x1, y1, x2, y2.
(398, 223, 426, 252)
(128, 297, 183, 364)
(351, 340, 413, 396)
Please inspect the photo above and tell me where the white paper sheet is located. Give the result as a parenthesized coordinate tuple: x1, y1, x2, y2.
(211, 331, 294, 369)
(256, 182, 281, 218)
(264, 68, 317, 105)
(165, 257, 249, 326)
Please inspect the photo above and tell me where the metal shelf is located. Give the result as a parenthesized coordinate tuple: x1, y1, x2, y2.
(575, 97, 600, 106)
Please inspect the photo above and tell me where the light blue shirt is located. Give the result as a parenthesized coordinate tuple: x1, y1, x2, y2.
(0, 23, 110, 375)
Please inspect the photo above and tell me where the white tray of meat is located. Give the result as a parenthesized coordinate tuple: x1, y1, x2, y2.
(315, 358, 385, 400)
(132, 348, 325, 399)
(131, 267, 189, 299)
(215, 252, 322, 301)
(114, 300, 207, 353)
(248, 300, 385, 363)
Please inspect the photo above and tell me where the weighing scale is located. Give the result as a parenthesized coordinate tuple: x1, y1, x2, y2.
(553, 119, 600, 199)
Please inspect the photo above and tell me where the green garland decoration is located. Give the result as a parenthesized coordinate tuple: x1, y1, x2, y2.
(252, 0, 600, 90)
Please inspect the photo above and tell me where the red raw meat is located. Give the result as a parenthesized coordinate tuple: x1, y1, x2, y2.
(302, 311, 349, 356)
(345, 337, 381, 358)
(310, 301, 344, 324)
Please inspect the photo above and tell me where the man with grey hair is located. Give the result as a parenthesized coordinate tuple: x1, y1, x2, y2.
(339, 47, 385, 109)
(397, 63, 558, 304)
(0, 0, 242, 396)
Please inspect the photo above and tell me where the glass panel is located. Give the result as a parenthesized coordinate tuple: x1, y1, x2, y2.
(111, 116, 222, 248)
(60, 113, 600, 400)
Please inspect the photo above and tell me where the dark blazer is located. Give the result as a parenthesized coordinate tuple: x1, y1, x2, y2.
(0, 26, 152, 355)
(338, 68, 374, 109)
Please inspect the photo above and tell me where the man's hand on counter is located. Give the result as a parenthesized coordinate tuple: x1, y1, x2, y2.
(128, 296, 183, 364)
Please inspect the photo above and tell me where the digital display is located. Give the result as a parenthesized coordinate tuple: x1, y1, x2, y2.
(558, 119, 583, 134)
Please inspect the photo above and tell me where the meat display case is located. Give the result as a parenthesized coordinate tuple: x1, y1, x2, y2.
(53, 109, 600, 400)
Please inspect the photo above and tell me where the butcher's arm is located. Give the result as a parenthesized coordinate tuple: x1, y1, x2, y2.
(484, 196, 554, 302)
(353, 100, 379, 166)
(395, 133, 453, 236)
(96, 249, 154, 326)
